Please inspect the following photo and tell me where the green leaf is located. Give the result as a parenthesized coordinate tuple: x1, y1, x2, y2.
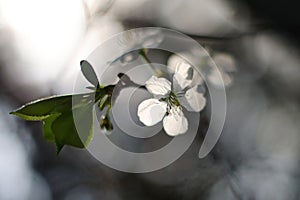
(80, 60, 99, 87)
(8, 58, 117, 153)
(10, 93, 94, 121)
(52, 103, 94, 153)
(42, 114, 60, 142)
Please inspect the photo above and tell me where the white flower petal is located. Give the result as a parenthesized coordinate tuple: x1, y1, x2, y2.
(145, 76, 171, 96)
(167, 54, 186, 73)
(120, 51, 139, 63)
(180, 85, 206, 112)
(213, 53, 236, 72)
(208, 68, 232, 87)
(191, 70, 204, 86)
(174, 62, 193, 79)
(137, 98, 167, 126)
(141, 30, 164, 48)
(173, 72, 192, 92)
(222, 72, 233, 86)
(163, 107, 188, 136)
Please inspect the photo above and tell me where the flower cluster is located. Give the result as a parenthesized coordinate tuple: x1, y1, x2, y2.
(168, 50, 236, 87)
(137, 62, 206, 136)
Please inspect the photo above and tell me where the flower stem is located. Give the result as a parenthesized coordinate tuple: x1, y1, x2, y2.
(139, 48, 163, 77)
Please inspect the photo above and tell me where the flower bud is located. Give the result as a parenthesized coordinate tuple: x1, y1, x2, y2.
(100, 115, 113, 135)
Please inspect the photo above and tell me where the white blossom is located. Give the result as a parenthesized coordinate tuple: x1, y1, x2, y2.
(137, 62, 206, 136)
(207, 53, 236, 87)
(119, 29, 164, 63)
(168, 51, 236, 88)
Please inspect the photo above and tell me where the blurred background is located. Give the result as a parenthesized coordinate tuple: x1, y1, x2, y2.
(0, 0, 300, 199)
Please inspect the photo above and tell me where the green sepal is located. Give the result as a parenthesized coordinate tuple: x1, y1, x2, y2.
(80, 60, 99, 87)
(98, 95, 110, 111)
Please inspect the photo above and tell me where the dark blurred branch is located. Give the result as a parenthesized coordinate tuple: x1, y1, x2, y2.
(122, 19, 266, 45)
